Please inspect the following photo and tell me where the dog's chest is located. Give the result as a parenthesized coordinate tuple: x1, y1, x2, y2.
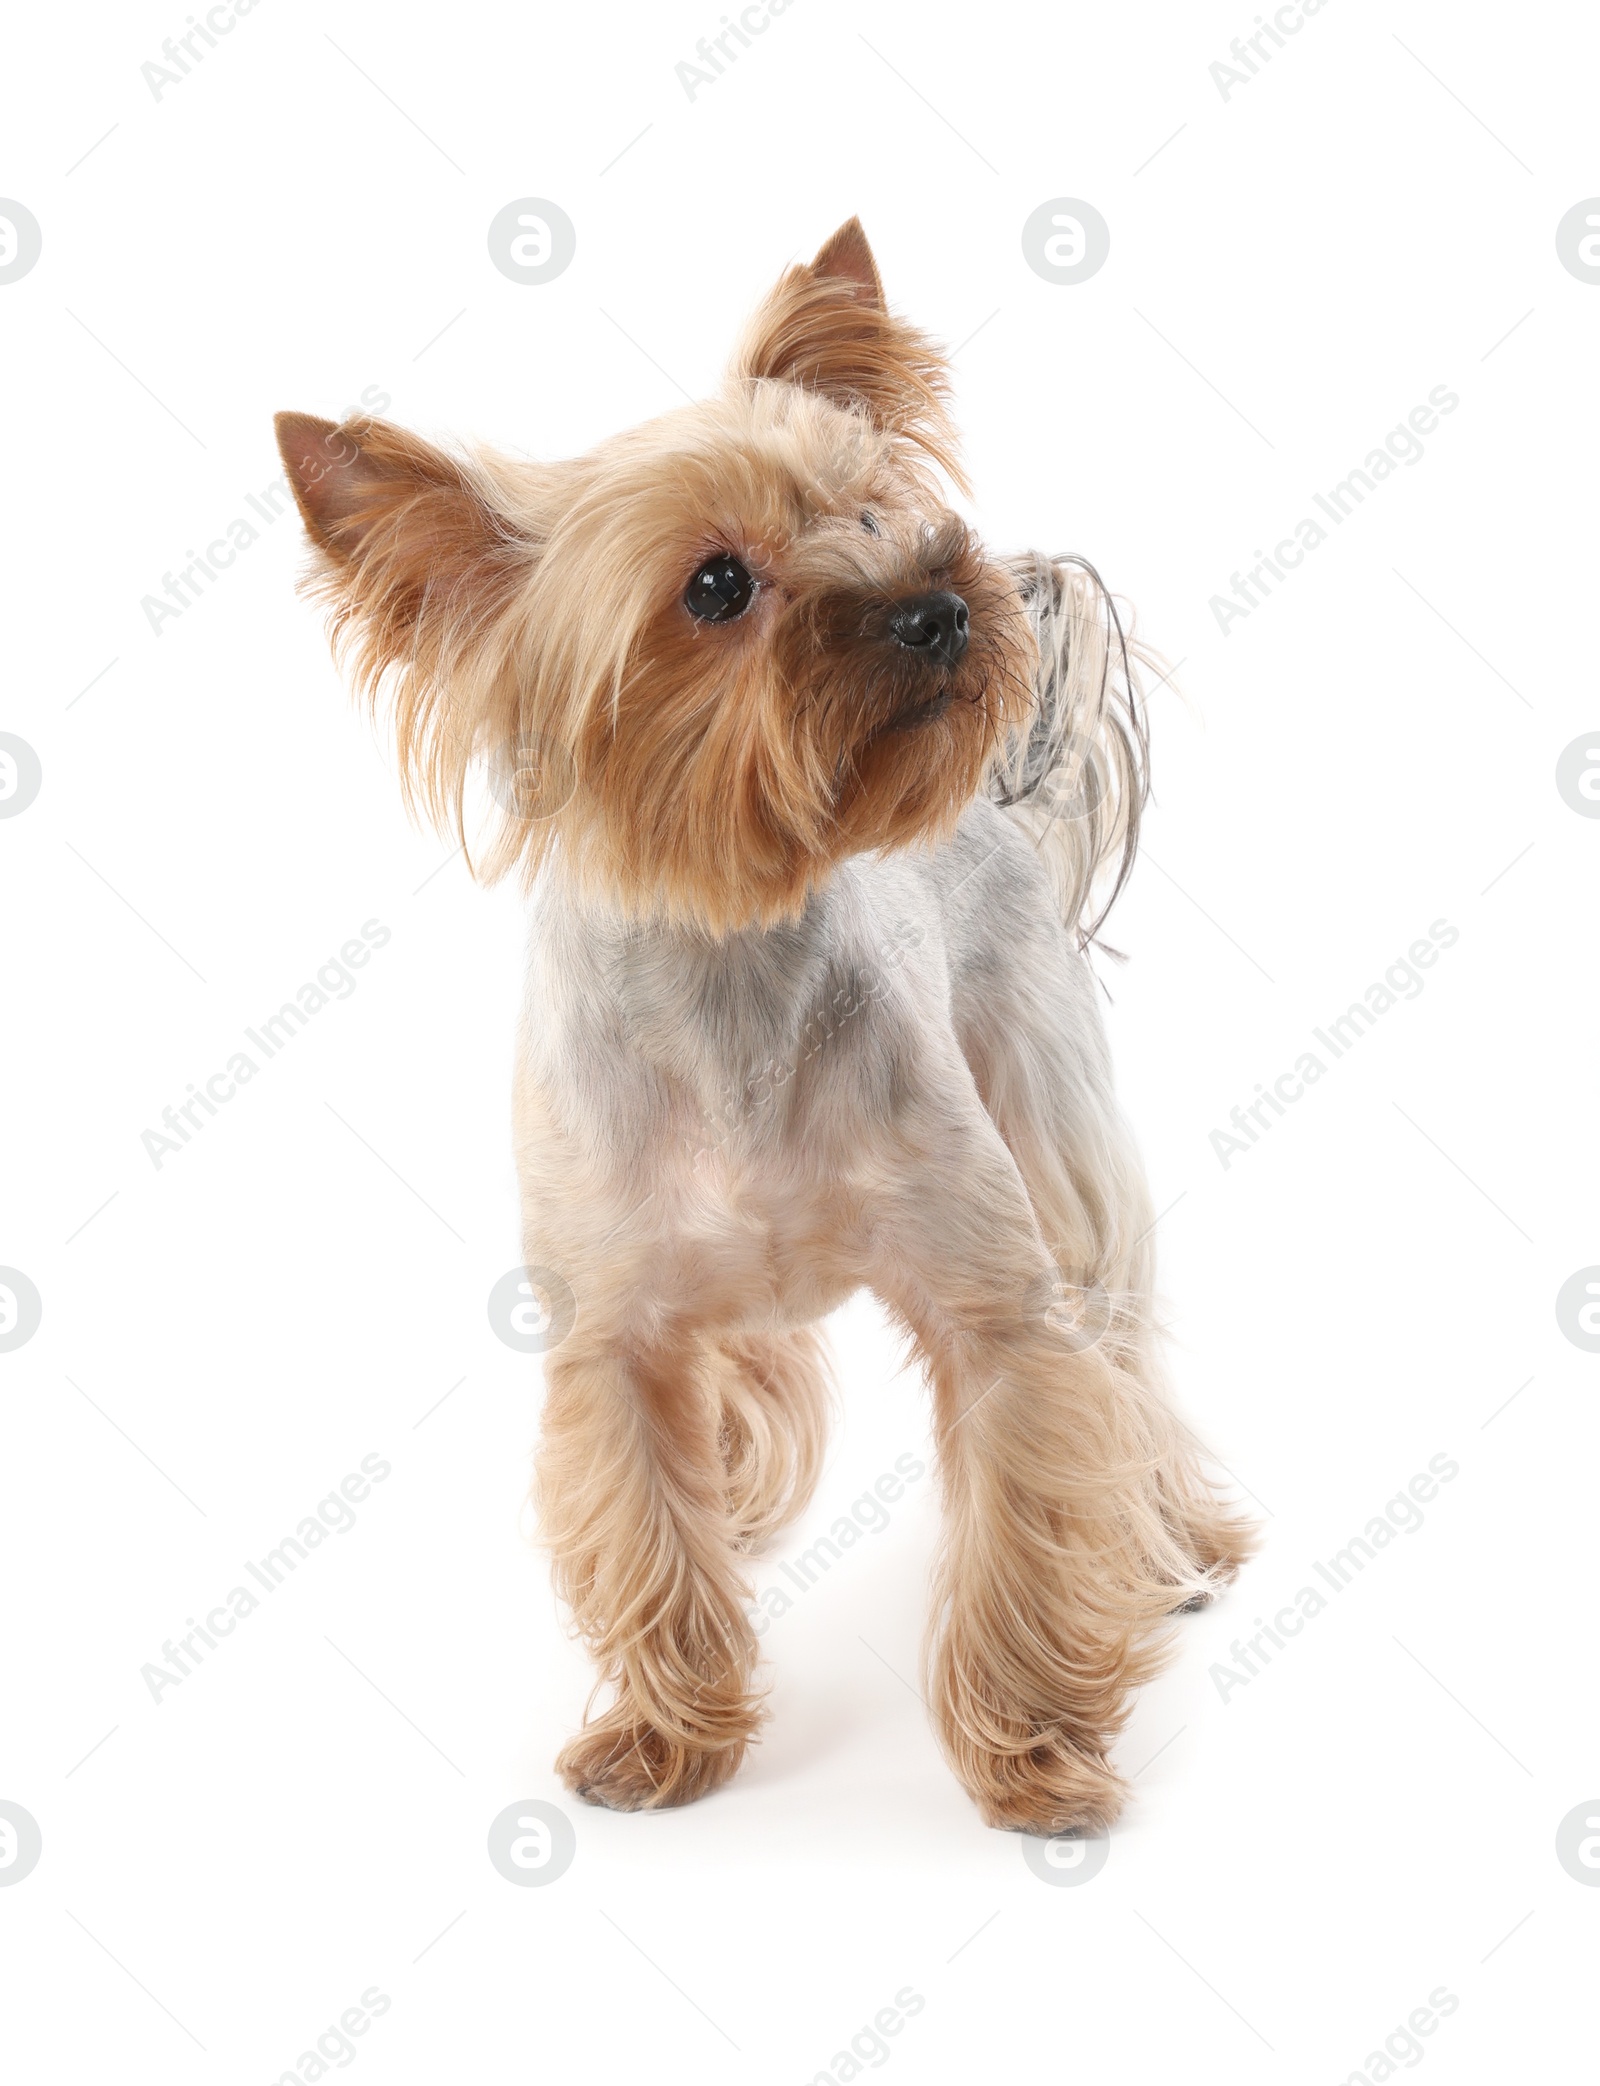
(534, 872, 935, 1191)
(527, 867, 952, 1293)
(613, 917, 916, 1171)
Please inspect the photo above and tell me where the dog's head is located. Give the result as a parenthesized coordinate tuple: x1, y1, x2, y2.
(276, 219, 1037, 933)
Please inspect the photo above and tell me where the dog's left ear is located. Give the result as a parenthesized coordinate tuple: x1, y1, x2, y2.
(732, 218, 966, 487)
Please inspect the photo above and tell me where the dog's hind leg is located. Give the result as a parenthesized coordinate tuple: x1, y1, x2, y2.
(864, 1047, 1220, 1835)
(954, 928, 1257, 1601)
(707, 1326, 834, 1552)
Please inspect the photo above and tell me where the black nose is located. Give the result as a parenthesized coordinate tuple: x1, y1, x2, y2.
(888, 589, 969, 668)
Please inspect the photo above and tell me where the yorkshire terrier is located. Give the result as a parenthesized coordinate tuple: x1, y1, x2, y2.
(275, 219, 1254, 1833)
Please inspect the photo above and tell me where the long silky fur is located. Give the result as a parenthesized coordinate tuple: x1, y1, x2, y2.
(276, 221, 1257, 1836)
(991, 552, 1158, 951)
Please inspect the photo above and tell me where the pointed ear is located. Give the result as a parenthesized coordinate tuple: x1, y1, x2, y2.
(273, 410, 539, 843)
(275, 412, 506, 564)
(732, 219, 965, 487)
(809, 216, 883, 305)
(272, 411, 534, 670)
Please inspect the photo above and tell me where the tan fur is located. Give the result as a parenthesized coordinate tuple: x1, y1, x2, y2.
(274, 218, 1033, 935)
(277, 220, 1254, 1834)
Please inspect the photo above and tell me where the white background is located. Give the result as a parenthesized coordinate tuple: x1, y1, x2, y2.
(3, 0, 1597, 2079)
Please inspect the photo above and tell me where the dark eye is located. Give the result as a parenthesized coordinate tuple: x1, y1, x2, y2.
(860, 512, 880, 536)
(684, 554, 755, 622)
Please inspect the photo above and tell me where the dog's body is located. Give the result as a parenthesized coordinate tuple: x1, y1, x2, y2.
(277, 219, 1252, 1834)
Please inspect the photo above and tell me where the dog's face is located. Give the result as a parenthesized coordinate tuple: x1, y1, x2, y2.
(276, 219, 1036, 933)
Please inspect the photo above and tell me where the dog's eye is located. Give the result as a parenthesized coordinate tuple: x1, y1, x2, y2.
(860, 512, 880, 536)
(684, 554, 755, 622)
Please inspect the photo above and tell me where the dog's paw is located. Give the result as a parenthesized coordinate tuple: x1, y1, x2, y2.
(962, 1735, 1127, 1837)
(557, 1721, 750, 1812)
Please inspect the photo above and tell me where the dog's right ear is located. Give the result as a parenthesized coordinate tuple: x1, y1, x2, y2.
(273, 412, 541, 856)
(274, 410, 522, 578)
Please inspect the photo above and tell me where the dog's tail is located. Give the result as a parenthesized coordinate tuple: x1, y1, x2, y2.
(988, 553, 1158, 951)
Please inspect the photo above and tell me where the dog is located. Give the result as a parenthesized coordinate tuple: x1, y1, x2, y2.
(274, 218, 1254, 1834)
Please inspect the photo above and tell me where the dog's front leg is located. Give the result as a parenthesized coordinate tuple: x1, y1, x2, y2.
(869, 1076, 1206, 1835)
(536, 1306, 760, 1811)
